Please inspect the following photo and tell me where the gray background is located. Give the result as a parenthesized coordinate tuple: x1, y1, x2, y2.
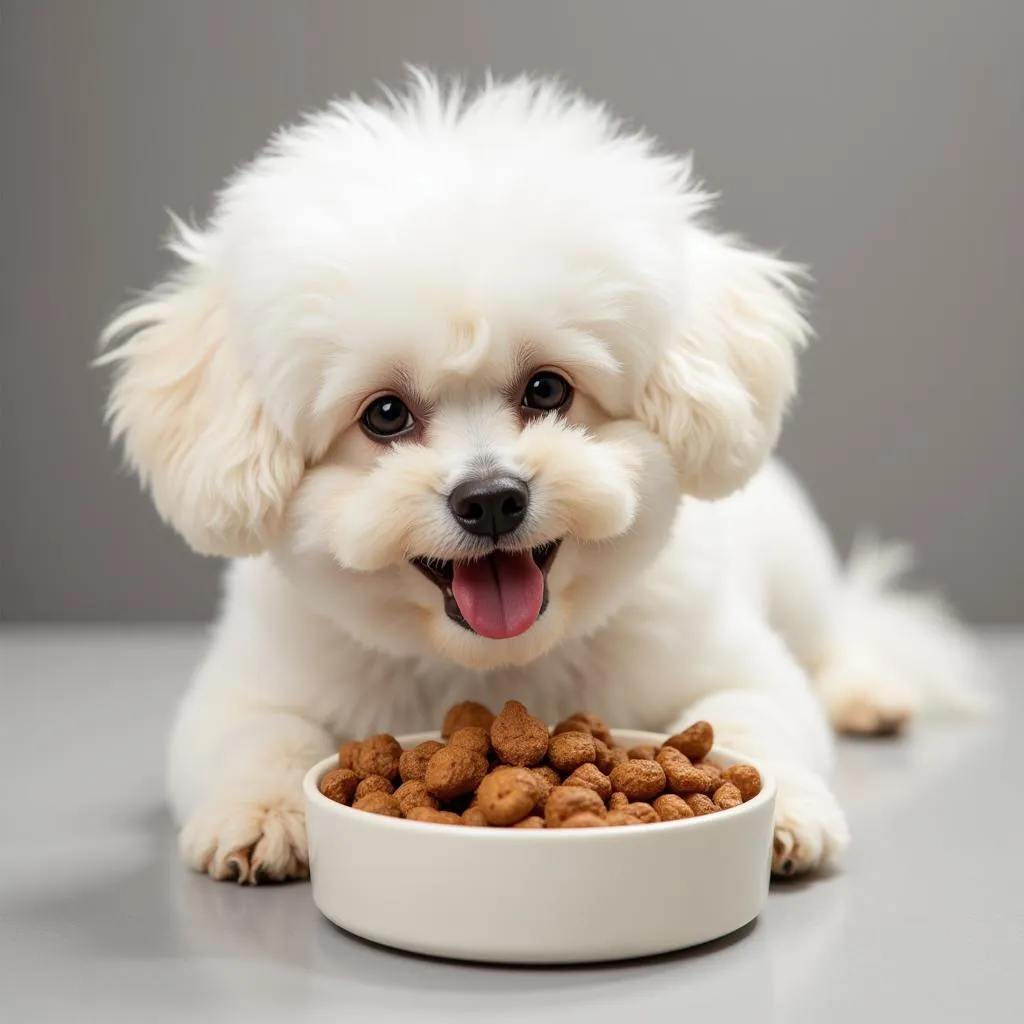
(2, 0, 1022, 624)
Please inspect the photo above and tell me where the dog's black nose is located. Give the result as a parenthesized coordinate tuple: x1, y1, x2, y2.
(448, 477, 529, 538)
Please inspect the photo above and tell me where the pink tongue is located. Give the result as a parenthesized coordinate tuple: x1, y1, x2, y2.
(451, 552, 545, 640)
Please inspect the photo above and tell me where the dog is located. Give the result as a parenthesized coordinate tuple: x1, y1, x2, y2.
(100, 71, 983, 884)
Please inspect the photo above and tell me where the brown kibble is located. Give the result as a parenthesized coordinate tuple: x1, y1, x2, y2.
(461, 806, 490, 827)
(563, 763, 613, 801)
(319, 768, 359, 805)
(476, 767, 540, 826)
(547, 731, 597, 773)
(553, 718, 592, 737)
(696, 760, 724, 787)
(339, 705, 742, 833)
(353, 734, 403, 782)
(406, 806, 463, 825)
(393, 780, 440, 815)
(685, 769, 716, 794)
(628, 745, 657, 761)
(565, 712, 613, 745)
(655, 745, 689, 768)
(561, 812, 607, 828)
(352, 792, 402, 817)
(625, 802, 659, 824)
(449, 726, 491, 758)
(684, 793, 717, 816)
(513, 815, 546, 829)
(337, 741, 361, 771)
(606, 810, 642, 826)
(725, 764, 763, 802)
(606, 746, 629, 770)
(660, 748, 713, 796)
(398, 740, 444, 782)
(531, 764, 562, 788)
(529, 765, 562, 811)
(714, 782, 743, 810)
(442, 701, 495, 738)
(490, 700, 549, 767)
(665, 721, 714, 761)
(653, 793, 695, 821)
(609, 760, 667, 801)
(355, 774, 394, 799)
(545, 785, 607, 827)
(424, 745, 488, 801)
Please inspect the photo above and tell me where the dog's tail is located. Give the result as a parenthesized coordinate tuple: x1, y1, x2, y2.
(819, 537, 991, 724)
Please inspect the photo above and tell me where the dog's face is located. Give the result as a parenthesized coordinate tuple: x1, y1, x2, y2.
(273, 282, 682, 669)
(102, 74, 808, 670)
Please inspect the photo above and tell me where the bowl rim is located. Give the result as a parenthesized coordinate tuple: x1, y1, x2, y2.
(303, 728, 776, 841)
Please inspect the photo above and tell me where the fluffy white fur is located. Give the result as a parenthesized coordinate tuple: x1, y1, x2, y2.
(100, 72, 984, 884)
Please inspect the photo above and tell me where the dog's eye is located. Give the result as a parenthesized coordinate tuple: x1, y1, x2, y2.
(361, 395, 415, 440)
(522, 372, 572, 414)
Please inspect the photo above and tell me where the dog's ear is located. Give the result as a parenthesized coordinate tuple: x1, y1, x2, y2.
(637, 227, 810, 499)
(99, 230, 305, 557)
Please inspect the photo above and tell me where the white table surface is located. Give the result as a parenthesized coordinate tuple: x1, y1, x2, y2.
(2, 626, 1022, 1023)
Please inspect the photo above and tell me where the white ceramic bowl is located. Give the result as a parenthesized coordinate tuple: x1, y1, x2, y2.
(303, 729, 776, 964)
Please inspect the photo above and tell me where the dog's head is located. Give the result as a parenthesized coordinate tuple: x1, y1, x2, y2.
(102, 73, 808, 670)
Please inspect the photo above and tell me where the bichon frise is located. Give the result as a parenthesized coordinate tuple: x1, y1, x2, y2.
(100, 72, 983, 883)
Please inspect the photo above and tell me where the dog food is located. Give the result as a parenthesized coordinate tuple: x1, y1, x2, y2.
(564, 762, 614, 800)
(352, 734, 403, 783)
(441, 701, 496, 738)
(477, 766, 542, 825)
(319, 700, 763, 828)
(354, 774, 394, 799)
(423, 744, 489, 801)
(547, 730, 597, 773)
(351, 791, 402, 817)
(319, 768, 359, 805)
(490, 700, 550, 766)
(398, 740, 444, 782)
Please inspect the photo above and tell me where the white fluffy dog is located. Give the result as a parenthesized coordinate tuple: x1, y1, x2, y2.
(101, 73, 982, 884)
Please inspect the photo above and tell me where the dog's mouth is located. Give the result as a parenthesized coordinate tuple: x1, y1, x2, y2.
(412, 541, 561, 640)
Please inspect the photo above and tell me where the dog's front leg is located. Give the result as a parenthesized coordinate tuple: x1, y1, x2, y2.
(670, 612, 849, 876)
(168, 663, 336, 884)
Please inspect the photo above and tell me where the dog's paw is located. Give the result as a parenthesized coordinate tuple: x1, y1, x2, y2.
(179, 791, 309, 885)
(818, 661, 921, 736)
(771, 766, 849, 877)
(824, 679, 919, 736)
